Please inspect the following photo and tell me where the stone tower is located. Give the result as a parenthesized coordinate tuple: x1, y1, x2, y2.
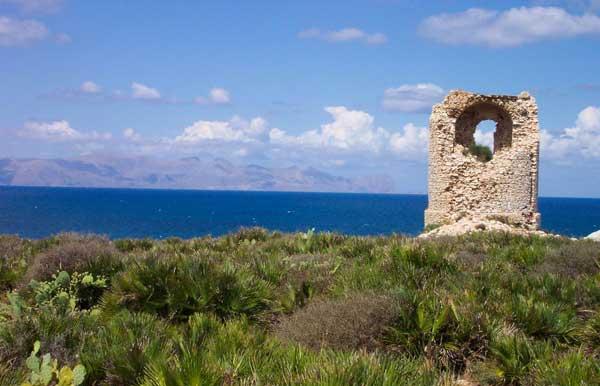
(425, 90, 540, 230)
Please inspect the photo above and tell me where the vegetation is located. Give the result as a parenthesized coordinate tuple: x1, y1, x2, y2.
(467, 144, 493, 162)
(0, 230, 599, 385)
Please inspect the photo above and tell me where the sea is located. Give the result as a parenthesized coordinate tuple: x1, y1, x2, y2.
(0, 186, 599, 239)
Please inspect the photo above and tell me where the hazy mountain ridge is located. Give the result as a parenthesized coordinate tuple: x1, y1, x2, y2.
(0, 157, 394, 193)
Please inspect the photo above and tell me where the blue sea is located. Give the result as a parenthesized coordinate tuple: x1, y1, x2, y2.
(0, 186, 599, 239)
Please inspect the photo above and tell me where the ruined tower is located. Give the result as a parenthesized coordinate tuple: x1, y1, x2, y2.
(425, 90, 540, 230)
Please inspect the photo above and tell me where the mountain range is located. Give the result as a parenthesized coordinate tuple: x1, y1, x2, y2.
(0, 157, 394, 193)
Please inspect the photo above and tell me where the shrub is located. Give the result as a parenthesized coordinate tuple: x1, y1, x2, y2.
(509, 295, 577, 342)
(467, 143, 493, 162)
(0, 296, 96, 369)
(582, 310, 600, 352)
(477, 333, 552, 385)
(108, 255, 274, 321)
(0, 235, 29, 290)
(385, 291, 486, 371)
(385, 243, 456, 289)
(275, 293, 397, 351)
(23, 235, 122, 284)
(80, 311, 176, 385)
(141, 313, 440, 386)
(114, 238, 155, 253)
(532, 350, 600, 386)
(231, 227, 270, 243)
(536, 240, 600, 278)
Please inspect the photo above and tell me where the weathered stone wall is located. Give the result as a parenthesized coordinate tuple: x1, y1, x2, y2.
(425, 90, 540, 229)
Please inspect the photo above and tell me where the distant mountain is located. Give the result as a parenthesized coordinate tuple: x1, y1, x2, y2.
(0, 157, 394, 193)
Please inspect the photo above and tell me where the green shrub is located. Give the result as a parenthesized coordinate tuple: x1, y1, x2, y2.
(108, 255, 274, 321)
(532, 350, 600, 385)
(80, 311, 176, 385)
(114, 238, 155, 253)
(510, 295, 577, 342)
(0, 287, 97, 367)
(386, 291, 485, 371)
(467, 143, 493, 162)
(141, 313, 440, 386)
(0, 235, 28, 291)
(0, 232, 599, 384)
(480, 333, 552, 385)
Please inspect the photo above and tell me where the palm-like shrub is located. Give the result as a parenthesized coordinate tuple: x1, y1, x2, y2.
(108, 255, 274, 321)
(532, 350, 600, 385)
(385, 292, 485, 371)
(80, 311, 177, 385)
(481, 333, 551, 385)
(510, 295, 578, 342)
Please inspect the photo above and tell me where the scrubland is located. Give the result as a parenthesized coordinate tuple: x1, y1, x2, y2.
(0, 229, 599, 385)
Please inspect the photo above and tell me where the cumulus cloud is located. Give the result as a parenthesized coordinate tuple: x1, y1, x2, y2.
(0, 0, 64, 13)
(298, 27, 388, 45)
(174, 116, 268, 145)
(80, 81, 101, 94)
(541, 106, 600, 159)
(382, 83, 445, 113)
(131, 82, 161, 100)
(419, 6, 600, 47)
(20, 120, 111, 142)
(270, 106, 389, 152)
(0, 16, 48, 46)
(269, 106, 428, 158)
(389, 123, 429, 157)
(195, 87, 232, 105)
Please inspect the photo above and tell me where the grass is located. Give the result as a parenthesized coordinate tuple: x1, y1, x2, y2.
(0, 229, 599, 385)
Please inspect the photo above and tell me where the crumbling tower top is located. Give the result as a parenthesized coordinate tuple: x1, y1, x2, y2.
(425, 90, 540, 230)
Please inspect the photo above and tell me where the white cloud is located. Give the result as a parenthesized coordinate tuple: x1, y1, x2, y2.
(0, 0, 64, 13)
(298, 27, 388, 45)
(270, 106, 429, 158)
(382, 83, 445, 113)
(0, 16, 48, 46)
(20, 120, 111, 142)
(419, 6, 600, 47)
(131, 82, 161, 100)
(542, 106, 600, 159)
(270, 106, 391, 153)
(174, 116, 267, 145)
(195, 88, 232, 105)
(389, 123, 428, 157)
(474, 129, 495, 149)
(123, 127, 141, 141)
(80, 81, 101, 94)
(209, 87, 231, 104)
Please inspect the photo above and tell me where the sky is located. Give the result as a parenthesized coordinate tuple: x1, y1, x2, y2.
(0, 0, 599, 197)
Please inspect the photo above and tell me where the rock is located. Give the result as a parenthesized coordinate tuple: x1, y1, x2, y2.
(419, 215, 554, 239)
(586, 230, 600, 241)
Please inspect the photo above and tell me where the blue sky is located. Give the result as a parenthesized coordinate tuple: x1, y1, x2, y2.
(1, 0, 599, 196)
